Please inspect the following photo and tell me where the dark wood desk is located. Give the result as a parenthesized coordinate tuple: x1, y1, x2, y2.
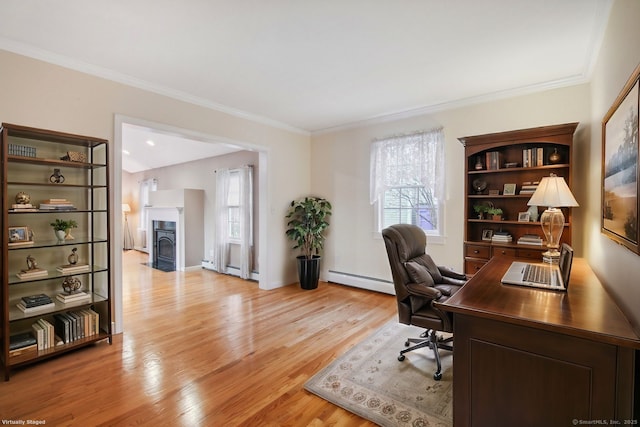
(436, 256, 640, 427)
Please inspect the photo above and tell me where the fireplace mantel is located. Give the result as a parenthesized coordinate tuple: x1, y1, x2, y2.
(146, 207, 185, 271)
(145, 189, 205, 272)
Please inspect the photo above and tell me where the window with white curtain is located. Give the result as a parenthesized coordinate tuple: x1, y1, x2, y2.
(214, 166, 253, 279)
(138, 178, 157, 247)
(370, 128, 445, 239)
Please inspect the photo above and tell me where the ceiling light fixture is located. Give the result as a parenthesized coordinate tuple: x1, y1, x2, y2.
(146, 140, 155, 146)
(122, 149, 130, 155)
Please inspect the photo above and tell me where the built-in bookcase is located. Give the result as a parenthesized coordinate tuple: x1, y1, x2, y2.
(1, 123, 111, 380)
(458, 123, 578, 276)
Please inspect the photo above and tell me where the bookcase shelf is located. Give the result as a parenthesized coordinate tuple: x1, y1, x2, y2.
(1, 123, 112, 380)
(459, 123, 577, 276)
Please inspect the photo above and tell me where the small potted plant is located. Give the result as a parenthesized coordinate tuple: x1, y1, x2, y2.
(285, 196, 332, 290)
(50, 218, 78, 241)
(473, 204, 488, 219)
(486, 207, 504, 221)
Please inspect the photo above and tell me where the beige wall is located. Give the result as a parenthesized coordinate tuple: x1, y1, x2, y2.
(123, 149, 261, 272)
(312, 84, 591, 285)
(0, 49, 311, 332)
(586, 0, 640, 330)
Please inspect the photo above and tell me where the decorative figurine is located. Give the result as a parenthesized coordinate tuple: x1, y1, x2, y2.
(15, 191, 30, 204)
(49, 168, 65, 183)
(26, 254, 38, 271)
(62, 276, 82, 294)
(68, 247, 79, 265)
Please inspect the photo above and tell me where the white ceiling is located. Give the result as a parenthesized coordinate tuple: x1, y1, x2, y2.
(0, 0, 610, 170)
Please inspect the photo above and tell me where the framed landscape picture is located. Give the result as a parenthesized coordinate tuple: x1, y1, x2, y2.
(602, 63, 640, 255)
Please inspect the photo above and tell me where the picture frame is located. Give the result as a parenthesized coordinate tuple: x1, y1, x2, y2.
(602, 63, 640, 255)
(481, 229, 493, 241)
(517, 212, 530, 222)
(503, 183, 516, 196)
(8, 226, 30, 243)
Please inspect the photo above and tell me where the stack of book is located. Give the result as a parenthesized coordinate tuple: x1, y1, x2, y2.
(16, 294, 55, 313)
(54, 309, 100, 344)
(519, 181, 539, 195)
(517, 234, 544, 246)
(56, 291, 91, 304)
(9, 203, 38, 212)
(9, 332, 37, 358)
(39, 198, 76, 211)
(56, 264, 90, 274)
(31, 318, 58, 350)
(16, 268, 48, 280)
(491, 231, 513, 243)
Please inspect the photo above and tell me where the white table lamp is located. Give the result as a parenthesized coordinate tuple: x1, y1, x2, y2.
(527, 174, 578, 261)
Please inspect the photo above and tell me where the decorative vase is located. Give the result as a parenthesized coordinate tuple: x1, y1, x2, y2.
(548, 148, 561, 164)
(55, 229, 66, 242)
(64, 228, 75, 240)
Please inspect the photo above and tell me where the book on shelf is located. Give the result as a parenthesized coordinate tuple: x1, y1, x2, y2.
(21, 293, 53, 308)
(16, 301, 55, 313)
(56, 291, 91, 304)
(42, 198, 71, 204)
(485, 151, 504, 170)
(522, 148, 545, 167)
(517, 234, 544, 246)
(53, 309, 98, 343)
(38, 204, 77, 210)
(16, 268, 48, 279)
(9, 332, 37, 350)
(9, 343, 37, 358)
(56, 264, 90, 274)
(32, 322, 45, 351)
(36, 318, 55, 349)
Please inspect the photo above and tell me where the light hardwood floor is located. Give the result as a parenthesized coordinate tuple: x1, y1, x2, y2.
(0, 250, 396, 426)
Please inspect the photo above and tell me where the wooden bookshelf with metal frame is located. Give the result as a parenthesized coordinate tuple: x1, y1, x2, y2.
(1, 123, 111, 380)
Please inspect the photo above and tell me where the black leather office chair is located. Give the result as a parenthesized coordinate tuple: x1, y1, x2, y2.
(382, 224, 467, 380)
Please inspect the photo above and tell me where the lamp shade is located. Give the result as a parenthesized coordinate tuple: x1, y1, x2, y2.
(122, 203, 131, 213)
(527, 175, 578, 208)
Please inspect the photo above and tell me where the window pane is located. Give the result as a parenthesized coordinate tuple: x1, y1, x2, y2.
(382, 185, 438, 233)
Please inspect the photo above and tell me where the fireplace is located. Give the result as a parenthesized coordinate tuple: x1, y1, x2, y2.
(153, 220, 176, 272)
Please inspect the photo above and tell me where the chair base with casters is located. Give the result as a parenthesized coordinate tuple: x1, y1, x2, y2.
(397, 329, 453, 381)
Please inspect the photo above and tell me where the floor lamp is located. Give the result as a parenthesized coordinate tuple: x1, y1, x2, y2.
(122, 203, 134, 251)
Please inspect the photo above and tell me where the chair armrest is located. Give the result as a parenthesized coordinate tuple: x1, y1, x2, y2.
(438, 266, 467, 281)
(406, 282, 442, 300)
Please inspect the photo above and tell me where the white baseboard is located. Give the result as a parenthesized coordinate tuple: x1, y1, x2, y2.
(201, 260, 260, 281)
(325, 270, 395, 295)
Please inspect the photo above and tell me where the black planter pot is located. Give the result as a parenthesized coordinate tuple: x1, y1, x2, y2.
(296, 255, 321, 290)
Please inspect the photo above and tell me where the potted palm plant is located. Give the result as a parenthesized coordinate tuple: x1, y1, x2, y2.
(285, 196, 332, 290)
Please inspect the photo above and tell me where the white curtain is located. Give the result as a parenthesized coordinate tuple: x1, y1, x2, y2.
(214, 169, 230, 273)
(138, 178, 157, 248)
(369, 128, 444, 204)
(238, 166, 253, 279)
(214, 166, 253, 279)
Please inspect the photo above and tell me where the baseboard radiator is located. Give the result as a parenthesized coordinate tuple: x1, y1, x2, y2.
(201, 260, 260, 282)
(325, 270, 395, 295)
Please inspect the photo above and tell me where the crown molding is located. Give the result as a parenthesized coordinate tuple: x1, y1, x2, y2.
(0, 39, 309, 137)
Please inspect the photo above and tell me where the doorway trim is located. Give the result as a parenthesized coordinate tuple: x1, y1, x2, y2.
(112, 114, 270, 334)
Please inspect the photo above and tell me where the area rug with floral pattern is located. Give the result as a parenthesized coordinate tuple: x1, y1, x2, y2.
(304, 321, 453, 427)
